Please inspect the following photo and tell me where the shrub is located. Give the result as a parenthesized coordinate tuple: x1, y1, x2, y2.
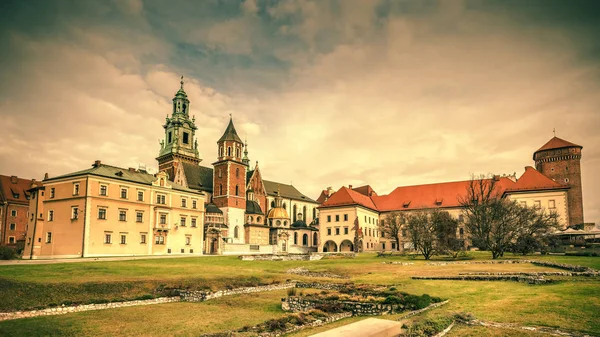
(405, 316, 453, 337)
(565, 251, 600, 257)
(0, 246, 16, 260)
(134, 294, 155, 300)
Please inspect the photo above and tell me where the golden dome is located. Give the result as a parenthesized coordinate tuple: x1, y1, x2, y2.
(267, 207, 289, 219)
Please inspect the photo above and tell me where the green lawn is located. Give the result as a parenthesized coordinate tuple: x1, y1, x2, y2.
(0, 252, 598, 336)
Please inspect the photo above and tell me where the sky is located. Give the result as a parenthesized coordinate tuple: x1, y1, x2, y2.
(0, 0, 598, 224)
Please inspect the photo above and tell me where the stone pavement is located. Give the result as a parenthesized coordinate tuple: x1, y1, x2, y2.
(309, 318, 403, 337)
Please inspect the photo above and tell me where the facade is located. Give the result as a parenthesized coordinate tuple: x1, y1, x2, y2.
(0, 175, 36, 252)
(23, 162, 205, 259)
(158, 80, 320, 254)
(317, 136, 586, 252)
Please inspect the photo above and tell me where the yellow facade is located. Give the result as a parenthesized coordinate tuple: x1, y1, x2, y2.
(319, 206, 380, 252)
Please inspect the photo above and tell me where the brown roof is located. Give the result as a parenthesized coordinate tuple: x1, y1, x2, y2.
(505, 166, 568, 193)
(352, 185, 377, 197)
(319, 186, 378, 211)
(534, 136, 582, 154)
(0, 175, 36, 205)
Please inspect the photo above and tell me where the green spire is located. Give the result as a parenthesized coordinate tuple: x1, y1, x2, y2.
(242, 137, 250, 166)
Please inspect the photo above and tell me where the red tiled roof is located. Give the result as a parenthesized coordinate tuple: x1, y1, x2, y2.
(319, 186, 378, 211)
(0, 175, 36, 205)
(371, 177, 516, 212)
(316, 190, 330, 204)
(535, 136, 582, 154)
(505, 166, 567, 193)
(352, 185, 377, 197)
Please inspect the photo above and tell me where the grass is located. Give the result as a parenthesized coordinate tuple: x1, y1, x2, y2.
(0, 252, 598, 336)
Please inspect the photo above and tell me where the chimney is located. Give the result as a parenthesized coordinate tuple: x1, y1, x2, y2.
(93, 160, 102, 167)
(128, 167, 136, 172)
(493, 175, 500, 181)
(44, 173, 49, 180)
(349, 185, 353, 189)
(10, 176, 18, 184)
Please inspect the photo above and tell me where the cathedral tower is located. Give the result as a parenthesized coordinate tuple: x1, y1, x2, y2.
(156, 77, 201, 185)
(533, 136, 584, 226)
(213, 117, 248, 242)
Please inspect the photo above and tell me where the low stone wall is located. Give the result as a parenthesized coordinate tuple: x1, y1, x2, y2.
(459, 271, 599, 277)
(238, 254, 323, 261)
(180, 282, 296, 302)
(322, 252, 356, 259)
(425, 260, 528, 266)
(412, 275, 554, 284)
(529, 260, 598, 273)
(460, 317, 591, 337)
(287, 267, 348, 279)
(382, 262, 415, 265)
(282, 297, 403, 316)
(0, 297, 180, 322)
(398, 300, 449, 319)
(295, 282, 348, 291)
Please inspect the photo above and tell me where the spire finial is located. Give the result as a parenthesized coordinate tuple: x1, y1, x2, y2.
(553, 127, 556, 137)
(180, 75, 184, 89)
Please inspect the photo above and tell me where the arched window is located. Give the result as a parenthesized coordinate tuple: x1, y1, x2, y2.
(236, 168, 239, 178)
(248, 216, 253, 224)
(227, 147, 231, 156)
(234, 226, 239, 238)
(257, 216, 261, 223)
(294, 232, 298, 245)
(271, 200, 275, 208)
(235, 185, 239, 196)
(293, 205, 297, 222)
(219, 184, 223, 195)
(182, 103, 187, 113)
(303, 234, 308, 246)
(218, 169, 222, 178)
(313, 233, 318, 246)
(219, 147, 223, 157)
(236, 147, 240, 158)
(283, 221, 288, 226)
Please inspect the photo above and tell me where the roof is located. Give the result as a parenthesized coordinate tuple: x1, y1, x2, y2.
(263, 180, 317, 203)
(505, 167, 568, 193)
(205, 202, 223, 214)
(46, 163, 200, 194)
(353, 185, 377, 197)
(0, 175, 35, 205)
(534, 136, 582, 155)
(246, 200, 264, 215)
(217, 117, 243, 144)
(320, 186, 378, 211)
(246, 169, 254, 182)
(316, 190, 330, 204)
(182, 163, 214, 192)
(267, 207, 289, 219)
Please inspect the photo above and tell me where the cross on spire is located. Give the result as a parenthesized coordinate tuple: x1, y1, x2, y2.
(553, 128, 556, 137)
(180, 75, 184, 89)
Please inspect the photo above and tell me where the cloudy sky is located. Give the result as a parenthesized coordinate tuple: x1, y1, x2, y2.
(0, 0, 598, 224)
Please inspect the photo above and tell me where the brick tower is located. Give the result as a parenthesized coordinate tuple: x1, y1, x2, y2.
(156, 76, 201, 185)
(533, 136, 584, 226)
(213, 117, 248, 242)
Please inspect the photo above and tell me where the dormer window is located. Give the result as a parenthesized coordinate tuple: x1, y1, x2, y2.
(403, 201, 410, 208)
(435, 198, 443, 206)
(183, 132, 189, 144)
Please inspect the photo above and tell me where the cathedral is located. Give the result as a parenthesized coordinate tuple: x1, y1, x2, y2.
(156, 78, 320, 255)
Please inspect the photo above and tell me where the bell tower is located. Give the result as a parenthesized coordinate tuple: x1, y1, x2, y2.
(213, 116, 247, 242)
(156, 76, 201, 183)
(533, 135, 584, 226)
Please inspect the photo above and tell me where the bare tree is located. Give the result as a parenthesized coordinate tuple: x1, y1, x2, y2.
(432, 210, 462, 258)
(379, 212, 407, 251)
(407, 211, 437, 260)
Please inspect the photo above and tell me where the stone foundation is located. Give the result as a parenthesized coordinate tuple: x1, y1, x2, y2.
(282, 297, 403, 316)
(238, 254, 323, 261)
(180, 282, 296, 302)
(412, 275, 554, 284)
(287, 267, 348, 279)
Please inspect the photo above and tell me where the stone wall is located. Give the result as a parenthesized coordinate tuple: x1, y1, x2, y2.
(282, 297, 403, 316)
(238, 253, 323, 261)
(295, 282, 348, 291)
(180, 282, 296, 302)
(0, 297, 180, 322)
(412, 275, 554, 284)
(287, 267, 348, 279)
(459, 271, 599, 277)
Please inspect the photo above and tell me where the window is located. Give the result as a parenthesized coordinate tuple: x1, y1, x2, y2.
(313, 233, 318, 246)
(9, 223, 16, 231)
(219, 147, 223, 157)
(120, 234, 127, 244)
(73, 183, 80, 195)
(549, 200, 556, 209)
(185, 236, 191, 245)
(160, 214, 167, 224)
(181, 198, 187, 208)
(458, 215, 464, 222)
(234, 226, 239, 238)
(105, 233, 112, 244)
(8, 237, 15, 244)
(219, 185, 223, 196)
(119, 210, 127, 221)
(327, 215, 331, 222)
(180, 217, 186, 227)
(155, 235, 165, 244)
(235, 185, 239, 196)
(459, 228, 464, 237)
(98, 208, 107, 220)
(156, 194, 166, 204)
(137, 191, 144, 201)
(183, 132, 189, 144)
(344, 214, 348, 221)
(11, 209, 17, 217)
(344, 227, 349, 235)
(236, 168, 239, 178)
(534, 200, 541, 208)
(46, 232, 52, 243)
(50, 188, 55, 198)
(335, 228, 340, 235)
(294, 232, 298, 245)
(168, 131, 172, 143)
(335, 215, 340, 222)
(120, 188, 128, 199)
(191, 218, 197, 227)
(327, 228, 332, 235)
(227, 146, 231, 156)
(136, 212, 143, 222)
(140, 233, 147, 244)
(192, 200, 197, 209)
(100, 185, 108, 196)
(236, 147, 240, 157)
(71, 207, 79, 220)
(48, 210, 54, 222)
(303, 234, 308, 246)
(391, 242, 396, 250)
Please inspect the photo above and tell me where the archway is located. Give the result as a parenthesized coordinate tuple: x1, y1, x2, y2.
(313, 232, 318, 246)
(323, 240, 338, 253)
(340, 239, 354, 252)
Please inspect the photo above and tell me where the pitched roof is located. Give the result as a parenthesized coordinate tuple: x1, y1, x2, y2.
(352, 185, 377, 197)
(371, 177, 516, 212)
(534, 136, 582, 154)
(316, 190, 330, 204)
(505, 166, 567, 193)
(320, 186, 378, 211)
(263, 180, 317, 203)
(217, 118, 243, 143)
(182, 163, 214, 192)
(0, 175, 35, 205)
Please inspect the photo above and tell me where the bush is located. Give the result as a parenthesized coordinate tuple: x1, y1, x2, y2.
(405, 316, 453, 337)
(565, 251, 600, 257)
(134, 294, 155, 300)
(0, 246, 16, 260)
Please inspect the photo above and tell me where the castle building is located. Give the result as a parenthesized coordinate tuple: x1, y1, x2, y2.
(158, 79, 320, 255)
(0, 175, 36, 252)
(317, 136, 586, 252)
(23, 162, 206, 259)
